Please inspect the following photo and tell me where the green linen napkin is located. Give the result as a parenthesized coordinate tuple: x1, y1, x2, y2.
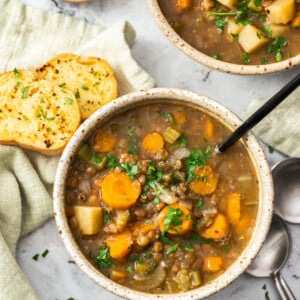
(243, 87, 300, 158)
(0, 1, 155, 299)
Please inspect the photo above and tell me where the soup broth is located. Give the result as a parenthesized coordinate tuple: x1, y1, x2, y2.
(66, 103, 259, 293)
(158, 0, 300, 65)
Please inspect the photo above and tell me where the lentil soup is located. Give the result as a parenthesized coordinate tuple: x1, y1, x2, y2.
(65, 103, 259, 293)
(158, 0, 300, 65)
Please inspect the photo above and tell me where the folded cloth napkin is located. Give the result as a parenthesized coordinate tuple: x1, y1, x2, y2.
(0, 1, 155, 299)
(243, 86, 300, 158)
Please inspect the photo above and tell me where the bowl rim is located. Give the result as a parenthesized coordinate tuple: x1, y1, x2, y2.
(147, 0, 300, 75)
(53, 88, 274, 299)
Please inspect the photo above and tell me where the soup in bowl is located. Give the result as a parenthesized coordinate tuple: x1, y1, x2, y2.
(53, 88, 273, 299)
(148, 0, 300, 74)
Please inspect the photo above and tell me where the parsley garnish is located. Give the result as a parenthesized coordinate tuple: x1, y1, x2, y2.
(198, 197, 204, 210)
(105, 153, 119, 168)
(159, 111, 175, 125)
(261, 57, 268, 65)
(22, 115, 29, 121)
(21, 86, 28, 99)
(214, 16, 227, 30)
(120, 162, 138, 180)
(242, 52, 250, 64)
(268, 145, 274, 153)
(103, 210, 110, 224)
(42, 249, 49, 257)
(15, 81, 21, 88)
(32, 254, 39, 261)
(126, 266, 133, 273)
(186, 146, 211, 181)
(82, 84, 89, 91)
(163, 206, 183, 233)
(75, 89, 80, 99)
(212, 54, 221, 60)
(266, 37, 288, 62)
(177, 136, 187, 147)
(13, 68, 20, 77)
(59, 83, 66, 88)
(65, 97, 73, 105)
(167, 243, 179, 254)
(222, 246, 230, 253)
(95, 245, 114, 269)
(184, 241, 194, 252)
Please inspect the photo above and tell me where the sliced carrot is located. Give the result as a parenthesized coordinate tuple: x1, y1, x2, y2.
(109, 269, 127, 283)
(158, 203, 193, 235)
(201, 213, 229, 241)
(203, 256, 223, 272)
(292, 14, 300, 28)
(189, 165, 218, 195)
(101, 171, 141, 209)
(173, 110, 187, 125)
(233, 211, 251, 236)
(93, 130, 116, 153)
(226, 193, 241, 224)
(176, 0, 192, 12)
(203, 118, 214, 140)
(105, 230, 133, 259)
(142, 132, 164, 152)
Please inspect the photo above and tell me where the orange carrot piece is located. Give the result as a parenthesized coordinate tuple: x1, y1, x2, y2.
(109, 269, 127, 283)
(233, 211, 251, 236)
(142, 132, 164, 152)
(176, 0, 192, 12)
(203, 256, 224, 272)
(226, 193, 241, 224)
(158, 203, 193, 235)
(201, 213, 229, 241)
(203, 118, 214, 140)
(101, 171, 141, 209)
(292, 15, 300, 28)
(173, 110, 187, 125)
(93, 129, 116, 153)
(105, 230, 133, 259)
(189, 165, 219, 195)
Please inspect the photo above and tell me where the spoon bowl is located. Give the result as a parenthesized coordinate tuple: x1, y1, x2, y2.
(246, 215, 295, 300)
(272, 158, 300, 224)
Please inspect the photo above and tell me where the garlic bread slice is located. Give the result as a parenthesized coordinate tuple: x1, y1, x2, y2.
(0, 72, 80, 155)
(35, 53, 118, 120)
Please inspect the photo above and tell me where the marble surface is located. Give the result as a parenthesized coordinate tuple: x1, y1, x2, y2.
(16, 0, 300, 299)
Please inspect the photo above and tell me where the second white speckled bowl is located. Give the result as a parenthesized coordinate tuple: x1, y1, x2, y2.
(147, 0, 300, 75)
(53, 88, 274, 299)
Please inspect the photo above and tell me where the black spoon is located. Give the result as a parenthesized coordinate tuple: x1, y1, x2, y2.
(216, 72, 300, 153)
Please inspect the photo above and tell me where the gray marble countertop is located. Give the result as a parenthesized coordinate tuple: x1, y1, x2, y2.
(17, 1, 300, 300)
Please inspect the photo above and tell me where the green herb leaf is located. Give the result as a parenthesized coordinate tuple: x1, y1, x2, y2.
(42, 249, 49, 257)
(95, 245, 114, 269)
(65, 97, 73, 105)
(105, 153, 119, 168)
(32, 254, 39, 261)
(167, 243, 179, 254)
(22, 115, 29, 121)
(104, 210, 110, 224)
(163, 206, 183, 233)
(59, 82, 66, 88)
(15, 81, 21, 87)
(75, 89, 80, 99)
(242, 52, 250, 64)
(221, 246, 230, 253)
(82, 84, 89, 91)
(126, 266, 133, 273)
(21, 86, 28, 99)
(177, 136, 187, 147)
(198, 197, 204, 210)
(120, 162, 138, 180)
(13, 68, 20, 78)
(159, 111, 175, 125)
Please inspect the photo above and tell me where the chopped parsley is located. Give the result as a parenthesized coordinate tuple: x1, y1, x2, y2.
(242, 52, 250, 64)
(103, 210, 110, 224)
(21, 86, 28, 99)
(221, 246, 230, 253)
(198, 197, 204, 210)
(177, 136, 187, 147)
(95, 245, 114, 269)
(268, 145, 274, 153)
(59, 82, 66, 88)
(75, 89, 80, 99)
(167, 243, 179, 254)
(153, 197, 160, 204)
(15, 81, 21, 88)
(184, 241, 194, 252)
(163, 206, 183, 233)
(126, 265, 133, 273)
(22, 114, 29, 121)
(212, 54, 221, 60)
(82, 84, 89, 91)
(266, 37, 288, 62)
(120, 162, 138, 180)
(65, 97, 73, 105)
(105, 153, 119, 168)
(42, 249, 49, 257)
(159, 111, 175, 125)
(32, 254, 39, 261)
(186, 146, 211, 181)
(13, 68, 20, 77)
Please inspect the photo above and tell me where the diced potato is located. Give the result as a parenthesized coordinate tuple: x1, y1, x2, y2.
(227, 19, 244, 40)
(73, 206, 103, 235)
(265, 24, 288, 38)
(248, 0, 262, 12)
(265, 0, 296, 24)
(238, 24, 269, 54)
(217, 0, 237, 9)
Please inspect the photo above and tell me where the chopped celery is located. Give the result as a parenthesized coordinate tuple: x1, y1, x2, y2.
(162, 127, 181, 144)
(77, 143, 107, 170)
(190, 271, 202, 287)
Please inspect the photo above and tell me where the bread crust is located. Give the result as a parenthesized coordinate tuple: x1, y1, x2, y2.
(36, 53, 118, 120)
(0, 70, 80, 155)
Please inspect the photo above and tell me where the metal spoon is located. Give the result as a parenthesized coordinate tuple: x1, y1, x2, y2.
(272, 157, 300, 224)
(246, 214, 296, 300)
(216, 72, 300, 153)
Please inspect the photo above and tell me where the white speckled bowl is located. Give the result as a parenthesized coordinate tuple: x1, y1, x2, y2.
(148, 0, 300, 75)
(53, 88, 274, 299)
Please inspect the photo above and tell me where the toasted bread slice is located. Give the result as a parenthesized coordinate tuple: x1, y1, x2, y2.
(0, 70, 80, 155)
(35, 53, 118, 120)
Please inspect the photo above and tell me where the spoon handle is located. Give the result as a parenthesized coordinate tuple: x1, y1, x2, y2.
(272, 272, 296, 300)
(217, 72, 300, 153)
